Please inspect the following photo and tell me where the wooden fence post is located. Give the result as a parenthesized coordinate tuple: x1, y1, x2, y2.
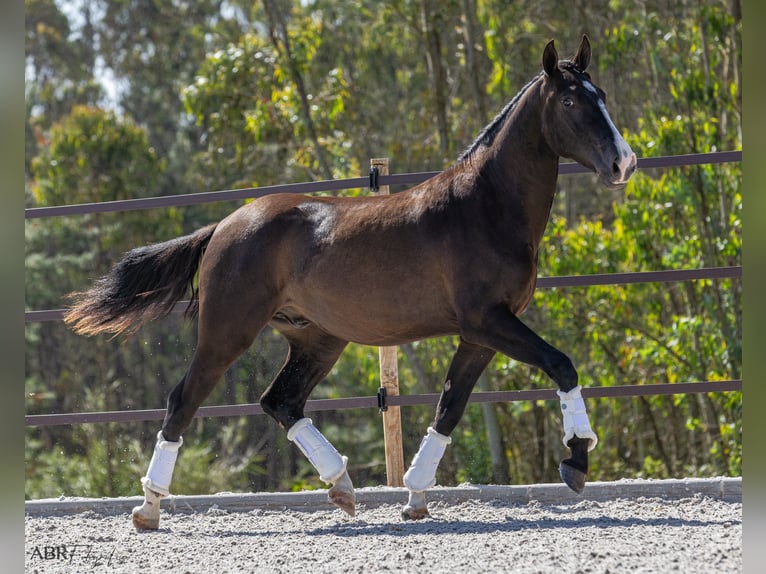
(370, 157, 405, 487)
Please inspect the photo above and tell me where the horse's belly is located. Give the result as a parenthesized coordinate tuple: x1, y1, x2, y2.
(278, 289, 458, 346)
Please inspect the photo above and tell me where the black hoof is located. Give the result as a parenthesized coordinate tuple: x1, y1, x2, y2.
(559, 459, 587, 494)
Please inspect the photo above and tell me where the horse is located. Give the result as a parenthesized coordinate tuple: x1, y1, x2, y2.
(64, 35, 636, 529)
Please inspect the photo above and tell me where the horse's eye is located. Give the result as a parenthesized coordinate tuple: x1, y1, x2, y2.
(562, 96, 574, 108)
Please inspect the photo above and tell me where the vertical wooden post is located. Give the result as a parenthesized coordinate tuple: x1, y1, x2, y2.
(370, 157, 405, 487)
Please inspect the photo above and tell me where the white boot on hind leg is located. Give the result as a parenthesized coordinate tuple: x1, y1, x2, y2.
(131, 431, 183, 530)
(287, 418, 356, 516)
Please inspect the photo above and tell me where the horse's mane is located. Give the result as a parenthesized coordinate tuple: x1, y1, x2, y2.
(457, 72, 544, 162)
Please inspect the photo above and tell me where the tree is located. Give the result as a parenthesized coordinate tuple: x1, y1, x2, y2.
(26, 106, 183, 498)
(25, 0, 102, 179)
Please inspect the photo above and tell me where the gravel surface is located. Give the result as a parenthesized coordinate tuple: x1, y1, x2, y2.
(25, 490, 740, 573)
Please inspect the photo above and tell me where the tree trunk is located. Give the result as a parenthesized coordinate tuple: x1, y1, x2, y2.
(420, 0, 450, 157)
(477, 372, 511, 483)
(460, 0, 488, 126)
(262, 0, 334, 180)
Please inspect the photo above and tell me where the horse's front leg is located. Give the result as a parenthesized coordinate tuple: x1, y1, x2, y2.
(461, 304, 598, 494)
(557, 386, 598, 493)
(402, 341, 495, 520)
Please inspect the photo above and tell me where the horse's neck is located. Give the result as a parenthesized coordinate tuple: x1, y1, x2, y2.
(474, 86, 559, 246)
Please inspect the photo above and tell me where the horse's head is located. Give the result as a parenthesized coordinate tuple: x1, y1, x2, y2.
(540, 36, 637, 190)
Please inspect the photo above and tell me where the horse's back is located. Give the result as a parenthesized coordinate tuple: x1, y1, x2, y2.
(197, 190, 459, 345)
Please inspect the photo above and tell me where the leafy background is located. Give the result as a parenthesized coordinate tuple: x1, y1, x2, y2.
(25, 0, 741, 498)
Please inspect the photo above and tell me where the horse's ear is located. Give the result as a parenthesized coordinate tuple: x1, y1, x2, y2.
(573, 34, 591, 71)
(543, 40, 558, 77)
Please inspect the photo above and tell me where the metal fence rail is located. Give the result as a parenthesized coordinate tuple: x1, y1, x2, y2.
(24, 151, 741, 220)
(24, 380, 742, 427)
(23, 266, 743, 323)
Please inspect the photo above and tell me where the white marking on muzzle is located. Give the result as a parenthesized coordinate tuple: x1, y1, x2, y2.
(583, 81, 636, 182)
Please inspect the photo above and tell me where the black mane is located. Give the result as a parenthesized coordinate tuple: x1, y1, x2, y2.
(457, 72, 544, 162)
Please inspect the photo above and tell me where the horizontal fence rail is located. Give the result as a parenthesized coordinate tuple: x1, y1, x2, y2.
(24, 380, 742, 427)
(24, 151, 741, 220)
(24, 150, 743, 430)
(23, 266, 743, 323)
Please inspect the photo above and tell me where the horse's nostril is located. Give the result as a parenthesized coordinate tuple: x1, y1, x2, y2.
(612, 159, 621, 176)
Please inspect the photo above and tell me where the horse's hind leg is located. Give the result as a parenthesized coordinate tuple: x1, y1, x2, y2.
(259, 329, 354, 515)
(132, 300, 271, 530)
(402, 341, 495, 520)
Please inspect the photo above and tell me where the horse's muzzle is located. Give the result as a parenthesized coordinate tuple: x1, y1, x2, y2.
(600, 151, 637, 189)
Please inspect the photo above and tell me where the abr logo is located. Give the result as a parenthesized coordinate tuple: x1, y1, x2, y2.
(29, 545, 72, 560)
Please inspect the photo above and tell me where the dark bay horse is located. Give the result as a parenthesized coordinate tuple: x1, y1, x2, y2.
(65, 36, 636, 529)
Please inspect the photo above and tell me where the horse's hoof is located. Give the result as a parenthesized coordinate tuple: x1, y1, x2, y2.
(402, 506, 430, 520)
(328, 486, 356, 516)
(401, 505, 430, 520)
(132, 505, 160, 530)
(328, 471, 356, 516)
(559, 459, 587, 494)
(402, 489, 429, 520)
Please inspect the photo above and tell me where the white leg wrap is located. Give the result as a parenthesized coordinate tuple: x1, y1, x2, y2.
(141, 430, 183, 497)
(558, 385, 598, 452)
(403, 427, 452, 493)
(287, 418, 347, 484)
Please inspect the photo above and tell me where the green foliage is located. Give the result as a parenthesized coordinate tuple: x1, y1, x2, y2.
(27, 106, 182, 307)
(182, 29, 355, 188)
(26, 428, 146, 499)
(31, 106, 163, 206)
(25, 0, 741, 498)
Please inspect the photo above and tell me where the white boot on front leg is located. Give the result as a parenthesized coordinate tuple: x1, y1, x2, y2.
(287, 418, 356, 516)
(402, 427, 451, 520)
(557, 385, 598, 450)
(132, 431, 183, 530)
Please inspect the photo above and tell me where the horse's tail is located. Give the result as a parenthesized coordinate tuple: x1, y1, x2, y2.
(64, 223, 218, 337)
